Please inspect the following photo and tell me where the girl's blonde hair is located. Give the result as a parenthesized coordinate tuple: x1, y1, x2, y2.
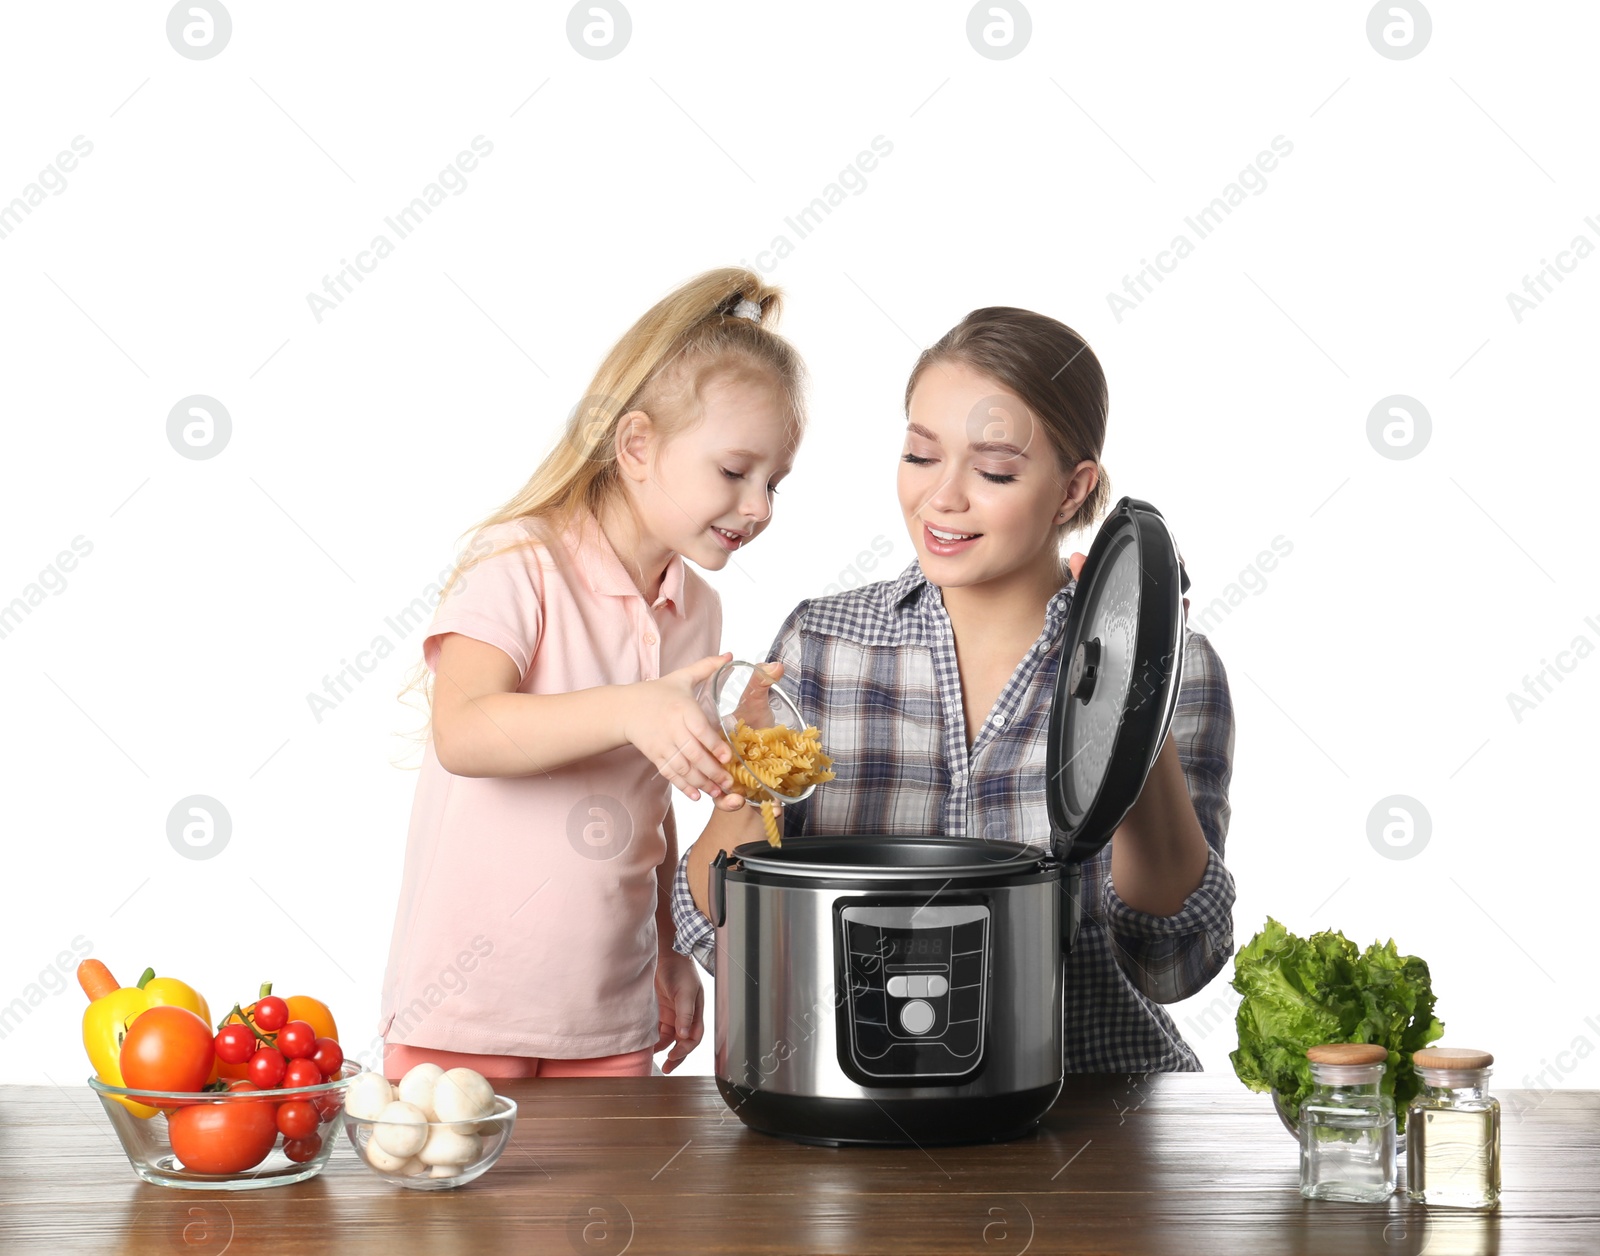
(393, 266, 806, 761)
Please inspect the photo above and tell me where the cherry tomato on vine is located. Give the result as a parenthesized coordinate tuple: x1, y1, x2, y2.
(249, 1047, 286, 1089)
(310, 1038, 344, 1078)
(282, 1133, 322, 1163)
(214, 1023, 257, 1066)
(282, 1058, 322, 1090)
(277, 1021, 316, 1060)
(252, 995, 289, 1033)
(276, 1099, 318, 1140)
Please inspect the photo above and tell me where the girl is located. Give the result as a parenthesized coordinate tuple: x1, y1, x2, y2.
(676, 306, 1235, 1073)
(379, 268, 806, 1078)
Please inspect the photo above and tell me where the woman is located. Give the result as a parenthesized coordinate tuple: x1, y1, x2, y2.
(675, 306, 1235, 1072)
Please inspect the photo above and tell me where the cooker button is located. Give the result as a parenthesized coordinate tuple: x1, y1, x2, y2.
(928, 975, 948, 998)
(886, 975, 907, 998)
(952, 953, 982, 988)
(899, 999, 935, 1035)
(906, 974, 927, 998)
(853, 1022, 891, 1060)
(853, 990, 887, 1024)
(952, 922, 984, 953)
(949, 986, 981, 1023)
(945, 1022, 980, 1054)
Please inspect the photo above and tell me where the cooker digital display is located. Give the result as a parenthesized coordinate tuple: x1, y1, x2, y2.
(882, 934, 947, 963)
(838, 903, 989, 1081)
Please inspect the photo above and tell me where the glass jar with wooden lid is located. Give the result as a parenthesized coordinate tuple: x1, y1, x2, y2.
(1406, 1047, 1500, 1209)
(1298, 1042, 1397, 1202)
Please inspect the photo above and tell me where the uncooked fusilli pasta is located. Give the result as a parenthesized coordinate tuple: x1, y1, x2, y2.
(725, 718, 835, 847)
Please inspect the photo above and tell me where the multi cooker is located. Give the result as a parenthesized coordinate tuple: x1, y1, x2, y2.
(708, 497, 1189, 1145)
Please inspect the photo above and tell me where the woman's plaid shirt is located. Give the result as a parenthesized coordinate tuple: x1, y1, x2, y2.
(671, 560, 1237, 1072)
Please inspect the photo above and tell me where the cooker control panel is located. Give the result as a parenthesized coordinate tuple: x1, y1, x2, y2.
(839, 903, 988, 1080)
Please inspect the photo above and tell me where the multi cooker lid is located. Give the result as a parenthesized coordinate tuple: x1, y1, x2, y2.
(732, 835, 1047, 880)
(1046, 497, 1187, 866)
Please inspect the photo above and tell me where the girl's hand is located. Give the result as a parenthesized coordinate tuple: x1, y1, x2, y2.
(623, 653, 735, 801)
(653, 948, 704, 1073)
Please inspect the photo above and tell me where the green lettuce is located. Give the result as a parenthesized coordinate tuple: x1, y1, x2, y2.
(1229, 917, 1444, 1132)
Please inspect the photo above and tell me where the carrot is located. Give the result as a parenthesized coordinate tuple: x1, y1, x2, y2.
(78, 958, 120, 1003)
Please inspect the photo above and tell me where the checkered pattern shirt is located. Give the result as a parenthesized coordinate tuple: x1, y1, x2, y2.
(671, 559, 1237, 1073)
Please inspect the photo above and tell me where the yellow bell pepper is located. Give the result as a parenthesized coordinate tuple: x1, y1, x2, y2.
(78, 960, 213, 1117)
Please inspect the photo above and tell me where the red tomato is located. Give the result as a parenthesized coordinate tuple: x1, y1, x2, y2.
(276, 1100, 318, 1139)
(282, 1133, 322, 1163)
(214, 1023, 256, 1065)
(253, 996, 289, 1032)
(168, 1098, 280, 1174)
(281, 1058, 322, 1090)
(312, 1091, 344, 1119)
(120, 1006, 216, 1094)
(310, 1038, 344, 1078)
(277, 1021, 316, 1060)
(248, 1048, 286, 1089)
(214, 1009, 258, 1082)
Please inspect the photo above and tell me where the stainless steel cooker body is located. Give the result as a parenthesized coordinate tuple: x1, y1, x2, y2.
(711, 837, 1066, 1146)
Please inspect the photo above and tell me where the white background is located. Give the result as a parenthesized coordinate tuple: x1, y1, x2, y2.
(2, 1, 1596, 1103)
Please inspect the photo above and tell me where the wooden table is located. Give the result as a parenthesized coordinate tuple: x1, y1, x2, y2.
(2, 1073, 1592, 1253)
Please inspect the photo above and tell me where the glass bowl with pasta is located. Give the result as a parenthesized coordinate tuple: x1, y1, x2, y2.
(706, 660, 835, 846)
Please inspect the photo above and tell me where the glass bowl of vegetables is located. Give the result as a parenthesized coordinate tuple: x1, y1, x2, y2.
(88, 1060, 360, 1189)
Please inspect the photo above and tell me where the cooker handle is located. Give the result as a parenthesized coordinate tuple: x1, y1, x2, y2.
(709, 849, 729, 928)
(1059, 863, 1082, 954)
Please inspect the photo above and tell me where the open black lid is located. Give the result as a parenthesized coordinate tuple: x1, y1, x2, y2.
(1046, 497, 1188, 866)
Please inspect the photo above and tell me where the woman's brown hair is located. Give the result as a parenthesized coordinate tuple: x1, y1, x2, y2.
(904, 307, 1110, 535)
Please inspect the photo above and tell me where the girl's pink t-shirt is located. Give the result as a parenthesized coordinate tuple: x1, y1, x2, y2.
(378, 512, 721, 1058)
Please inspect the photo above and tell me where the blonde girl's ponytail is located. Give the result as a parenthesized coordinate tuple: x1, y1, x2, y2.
(392, 267, 806, 761)
(491, 267, 804, 545)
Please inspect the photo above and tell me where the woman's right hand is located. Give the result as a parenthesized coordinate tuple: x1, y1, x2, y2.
(730, 660, 785, 728)
(622, 653, 736, 801)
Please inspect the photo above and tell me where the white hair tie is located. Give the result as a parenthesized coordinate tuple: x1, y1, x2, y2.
(728, 296, 762, 322)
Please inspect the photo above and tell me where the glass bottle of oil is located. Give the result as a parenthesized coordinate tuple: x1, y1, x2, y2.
(1298, 1043, 1396, 1202)
(1406, 1047, 1500, 1209)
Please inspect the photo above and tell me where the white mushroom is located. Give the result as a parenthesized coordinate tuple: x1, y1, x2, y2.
(417, 1125, 481, 1167)
(429, 1164, 462, 1179)
(363, 1133, 411, 1174)
(373, 1100, 429, 1158)
(343, 1071, 396, 1122)
(398, 1062, 445, 1120)
(396, 1156, 427, 1176)
(432, 1068, 495, 1123)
